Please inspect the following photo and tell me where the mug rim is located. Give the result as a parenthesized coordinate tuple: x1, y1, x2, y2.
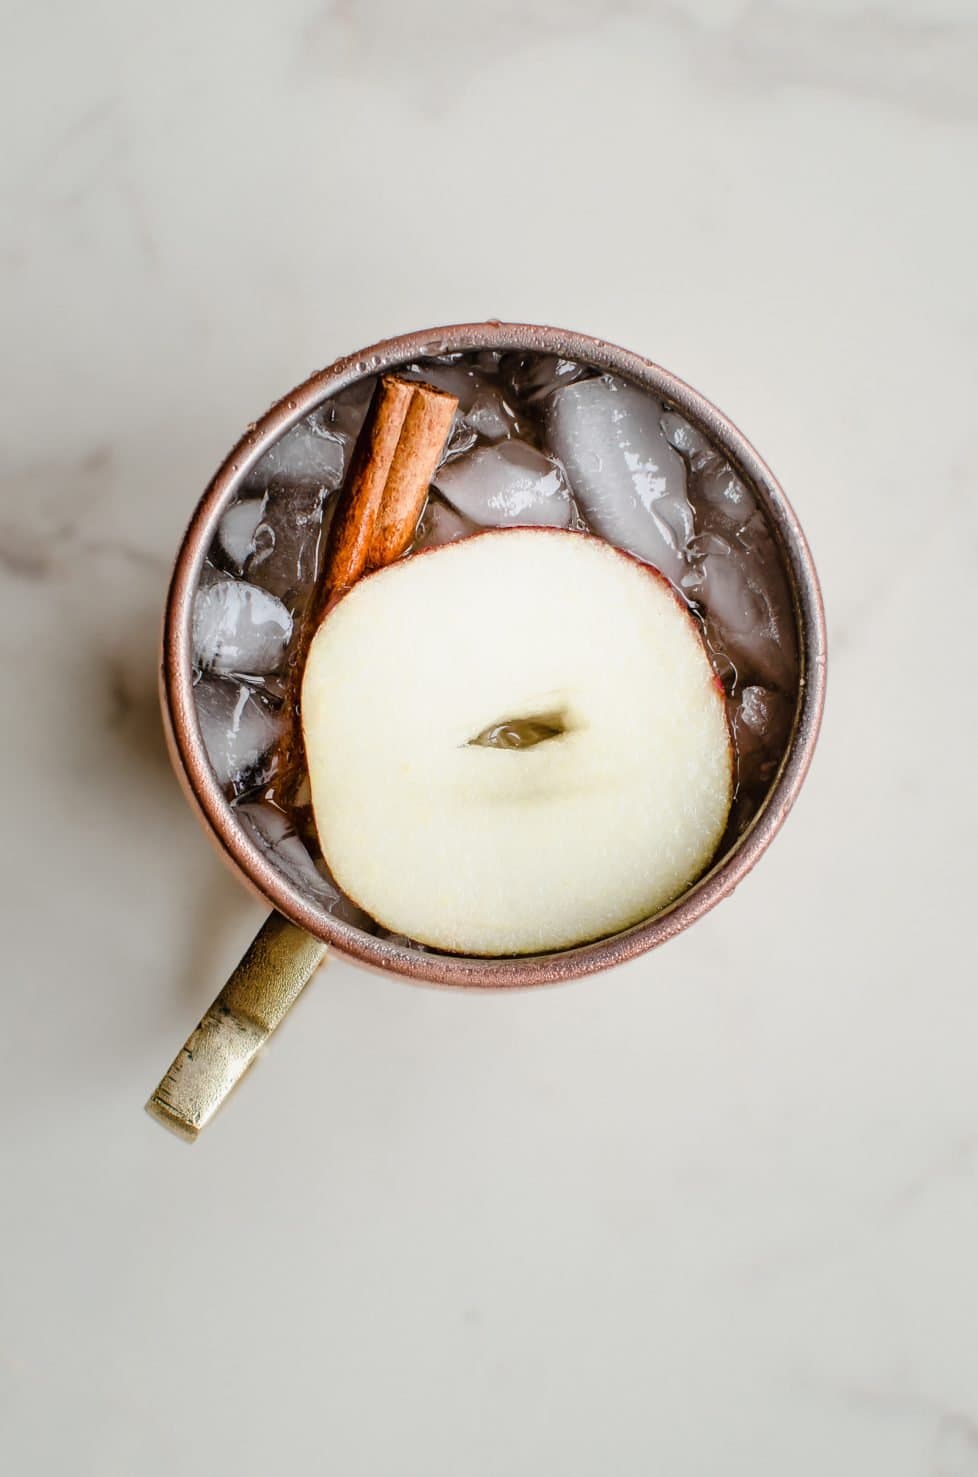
(161, 321, 826, 988)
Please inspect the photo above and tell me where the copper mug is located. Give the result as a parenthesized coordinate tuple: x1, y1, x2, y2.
(149, 322, 826, 1139)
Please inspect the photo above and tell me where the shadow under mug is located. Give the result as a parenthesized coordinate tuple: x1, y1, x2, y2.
(149, 321, 826, 1138)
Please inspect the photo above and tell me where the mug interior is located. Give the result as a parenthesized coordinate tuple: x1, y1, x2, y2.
(162, 322, 826, 987)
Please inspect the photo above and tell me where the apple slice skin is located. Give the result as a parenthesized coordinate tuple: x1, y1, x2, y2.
(302, 528, 734, 956)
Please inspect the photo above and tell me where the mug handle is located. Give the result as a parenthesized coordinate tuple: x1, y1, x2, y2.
(145, 912, 328, 1141)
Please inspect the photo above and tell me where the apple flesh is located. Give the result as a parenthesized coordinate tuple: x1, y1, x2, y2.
(301, 528, 733, 955)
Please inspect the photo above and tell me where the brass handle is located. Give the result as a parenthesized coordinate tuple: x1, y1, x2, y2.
(146, 912, 328, 1141)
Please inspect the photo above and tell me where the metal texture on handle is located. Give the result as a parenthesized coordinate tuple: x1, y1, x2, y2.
(146, 912, 328, 1141)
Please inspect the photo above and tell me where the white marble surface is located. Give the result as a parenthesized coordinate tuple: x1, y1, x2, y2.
(3, 1, 977, 1473)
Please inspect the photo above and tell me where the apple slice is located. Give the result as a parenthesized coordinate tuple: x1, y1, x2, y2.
(301, 528, 733, 955)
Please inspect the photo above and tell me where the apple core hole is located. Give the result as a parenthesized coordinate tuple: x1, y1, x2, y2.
(467, 712, 569, 750)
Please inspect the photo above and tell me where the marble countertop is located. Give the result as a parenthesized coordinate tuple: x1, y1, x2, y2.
(3, 2, 977, 1473)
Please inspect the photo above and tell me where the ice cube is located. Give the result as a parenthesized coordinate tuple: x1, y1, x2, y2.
(663, 434, 792, 690)
(236, 801, 370, 925)
(401, 362, 483, 410)
(693, 529, 797, 693)
(740, 684, 778, 735)
(245, 481, 328, 605)
(693, 460, 758, 538)
(736, 511, 798, 680)
(662, 412, 760, 539)
(314, 377, 376, 441)
(440, 419, 479, 466)
(463, 386, 515, 442)
(546, 376, 692, 585)
(194, 676, 283, 791)
(216, 497, 266, 574)
(433, 441, 572, 528)
(245, 417, 348, 496)
(402, 363, 519, 454)
(729, 684, 795, 793)
(192, 565, 293, 675)
(473, 350, 502, 375)
(660, 411, 716, 470)
(696, 535, 767, 637)
(500, 353, 591, 405)
(411, 495, 478, 551)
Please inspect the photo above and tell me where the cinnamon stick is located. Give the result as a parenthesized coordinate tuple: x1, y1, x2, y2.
(365, 382, 458, 571)
(314, 375, 457, 618)
(271, 375, 458, 804)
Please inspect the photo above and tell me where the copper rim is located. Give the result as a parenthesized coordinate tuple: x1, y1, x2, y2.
(162, 322, 826, 988)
